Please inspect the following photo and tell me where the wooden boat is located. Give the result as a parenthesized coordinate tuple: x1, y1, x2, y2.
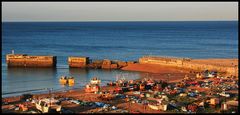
(98, 93, 115, 101)
(59, 76, 68, 84)
(184, 75, 189, 80)
(85, 84, 100, 93)
(114, 87, 123, 93)
(59, 76, 75, 85)
(140, 84, 145, 91)
(148, 104, 159, 110)
(35, 98, 61, 113)
(68, 77, 75, 84)
(90, 77, 101, 85)
(18, 104, 28, 111)
(148, 104, 168, 111)
(176, 82, 184, 88)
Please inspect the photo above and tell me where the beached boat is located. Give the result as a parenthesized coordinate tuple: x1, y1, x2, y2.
(148, 104, 168, 111)
(140, 84, 145, 91)
(85, 84, 100, 93)
(207, 71, 217, 78)
(90, 77, 101, 85)
(35, 98, 61, 113)
(98, 93, 115, 101)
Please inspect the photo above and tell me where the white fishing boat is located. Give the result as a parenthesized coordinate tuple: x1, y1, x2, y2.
(35, 98, 61, 113)
(90, 77, 101, 85)
(148, 104, 168, 111)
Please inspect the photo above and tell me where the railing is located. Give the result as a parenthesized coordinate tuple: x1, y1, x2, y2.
(141, 55, 191, 61)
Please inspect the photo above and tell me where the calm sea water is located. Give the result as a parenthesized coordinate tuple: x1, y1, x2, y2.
(2, 21, 238, 97)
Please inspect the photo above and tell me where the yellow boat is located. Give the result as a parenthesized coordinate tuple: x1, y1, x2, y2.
(59, 76, 75, 86)
(59, 76, 68, 84)
(68, 77, 75, 85)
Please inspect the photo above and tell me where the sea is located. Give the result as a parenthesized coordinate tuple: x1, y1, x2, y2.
(2, 21, 238, 97)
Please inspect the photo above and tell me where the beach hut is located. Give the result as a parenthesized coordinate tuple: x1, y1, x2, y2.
(221, 102, 228, 111)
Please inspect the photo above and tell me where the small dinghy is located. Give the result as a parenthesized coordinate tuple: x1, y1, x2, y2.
(90, 77, 101, 85)
(59, 76, 68, 84)
(59, 76, 75, 86)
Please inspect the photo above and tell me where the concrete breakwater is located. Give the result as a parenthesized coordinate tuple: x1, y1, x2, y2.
(68, 56, 136, 69)
(139, 56, 238, 77)
(68, 57, 90, 68)
(6, 54, 57, 67)
(6, 53, 238, 77)
(5, 53, 136, 69)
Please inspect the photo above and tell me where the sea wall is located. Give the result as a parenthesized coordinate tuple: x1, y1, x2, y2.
(68, 57, 135, 69)
(68, 57, 89, 68)
(6, 53, 237, 76)
(139, 56, 238, 76)
(6, 54, 56, 67)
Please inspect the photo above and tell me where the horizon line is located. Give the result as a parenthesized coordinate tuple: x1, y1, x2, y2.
(2, 20, 238, 23)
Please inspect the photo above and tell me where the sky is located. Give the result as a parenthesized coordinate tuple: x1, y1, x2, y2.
(2, 2, 238, 22)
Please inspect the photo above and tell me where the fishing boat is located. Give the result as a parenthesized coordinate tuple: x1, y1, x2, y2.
(148, 103, 168, 111)
(68, 77, 75, 84)
(35, 98, 61, 113)
(59, 76, 68, 84)
(90, 77, 101, 85)
(140, 84, 145, 91)
(85, 84, 100, 93)
(98, 92, 115, 101)
(59, 76, 75, 85)
(207, 71, 217, 78)
(85, 77, 101, 93)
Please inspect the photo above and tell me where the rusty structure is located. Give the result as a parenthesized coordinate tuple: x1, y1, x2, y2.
(68, 58, 129, 69)
(6, 54, 56, 67)
(68, 56, 90, 68)
(101, 59, 112, 69)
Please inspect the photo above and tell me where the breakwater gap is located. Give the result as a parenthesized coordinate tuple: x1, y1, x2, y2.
(6, 53, 238, 76)
(6, 53, 137, 69)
